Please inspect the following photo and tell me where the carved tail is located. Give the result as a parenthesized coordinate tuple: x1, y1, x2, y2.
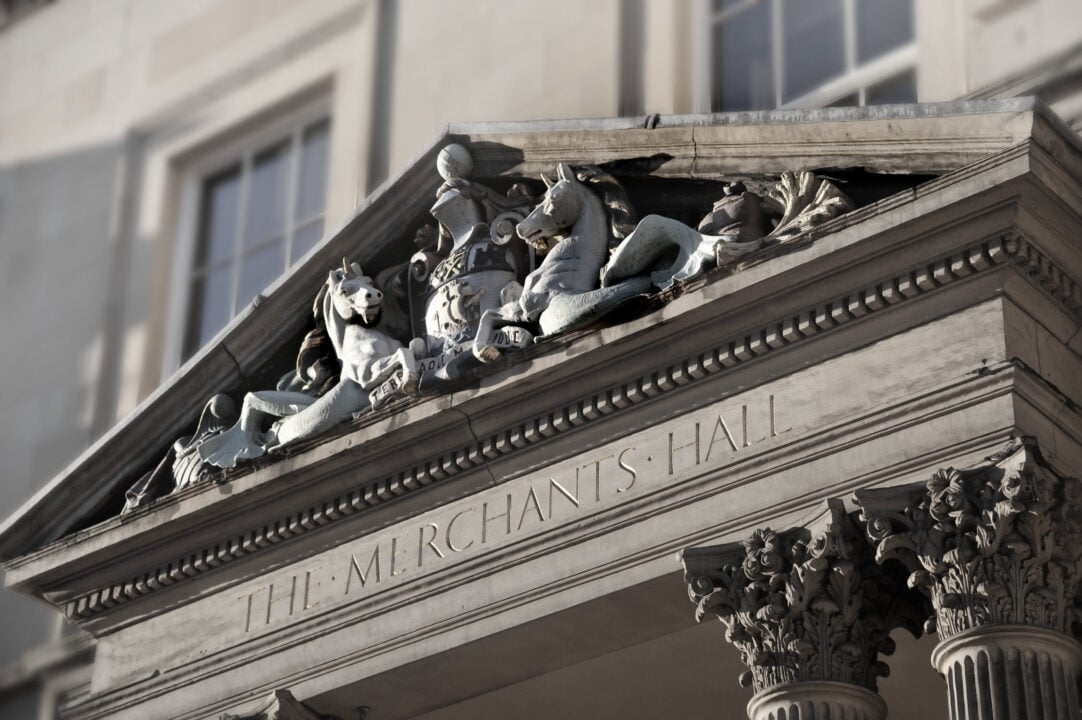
(538, 276, 653, 337)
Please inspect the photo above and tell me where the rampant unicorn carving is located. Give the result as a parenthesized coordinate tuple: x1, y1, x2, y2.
(197, 260, 419, 469)
(473, 163, 653, 362)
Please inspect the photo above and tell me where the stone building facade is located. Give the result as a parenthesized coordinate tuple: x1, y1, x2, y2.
(1, 1, 1082, 719)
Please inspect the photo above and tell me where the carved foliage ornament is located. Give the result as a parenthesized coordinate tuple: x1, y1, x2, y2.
(855, 438, 1082, 640)
(683, 501, 924, 693)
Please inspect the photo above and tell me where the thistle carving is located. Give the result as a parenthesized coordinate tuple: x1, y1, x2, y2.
(682, 500, 924, 693)
(854, 438, 1082, 640)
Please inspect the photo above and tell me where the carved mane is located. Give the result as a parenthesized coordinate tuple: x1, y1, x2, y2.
(285, 278, 338, 396)
(572, 165, 638, 250)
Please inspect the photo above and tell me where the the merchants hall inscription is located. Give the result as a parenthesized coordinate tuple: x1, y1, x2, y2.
(237, 393, 789, 634)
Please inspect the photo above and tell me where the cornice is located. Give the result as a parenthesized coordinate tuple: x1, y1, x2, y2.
(53, 229, 1076, 623)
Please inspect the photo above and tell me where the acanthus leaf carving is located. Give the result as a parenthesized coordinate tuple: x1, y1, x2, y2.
(683, 500, 925, 694)
(763, 171, 854, 244)
(855, 437, 1082, 640)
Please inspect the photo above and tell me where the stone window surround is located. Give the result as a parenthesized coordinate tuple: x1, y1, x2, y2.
(689, 0, 919, 112)
(162, 91, 334, 375)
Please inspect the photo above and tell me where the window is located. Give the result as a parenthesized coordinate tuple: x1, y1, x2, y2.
(182, 117, 330, 360)
(701, 0, 916, 111)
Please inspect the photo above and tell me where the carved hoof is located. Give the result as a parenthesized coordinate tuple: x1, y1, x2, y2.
(474, 343, 502, 364)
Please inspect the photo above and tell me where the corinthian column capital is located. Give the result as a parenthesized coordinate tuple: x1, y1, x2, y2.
(682, 499, 925, 703)
(855, 438, 1082, 720)
(855, 437, 1082, 640)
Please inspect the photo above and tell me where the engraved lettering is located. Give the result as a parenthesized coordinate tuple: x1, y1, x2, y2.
(265, 575, 297, 625)
(345, 547, 381, 594)
(770, 394, 789, 436)
(705, 414, 739, 462)
(742, 404, 750, 447)
(446, 508, 476, 552)
(581, 454, 613, 501)
(239, 587, 263, 633)
(418, 522, 446, 566)
(482, 493, 513, 543)
(391, 535, 409, 577)
(548, 477, 579, 517)
(517, 486, 546, 530)
(303, 568, 321, 611)
(668, 422, 701, 475)
(616, 447, 637, 492)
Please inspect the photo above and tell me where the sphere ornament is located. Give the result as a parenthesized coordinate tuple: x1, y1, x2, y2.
(437, 143, 473, 180)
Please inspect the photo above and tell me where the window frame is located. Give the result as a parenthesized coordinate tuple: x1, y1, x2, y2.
(163, 97, 332, 375)
(691, 0, 917, 112)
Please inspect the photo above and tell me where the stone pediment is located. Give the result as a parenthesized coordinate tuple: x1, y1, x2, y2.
(3, 99, 1082, 719)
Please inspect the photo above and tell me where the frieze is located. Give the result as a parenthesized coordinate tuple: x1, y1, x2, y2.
(89, 392, 789, 674)
(68, 230, 1037, 621)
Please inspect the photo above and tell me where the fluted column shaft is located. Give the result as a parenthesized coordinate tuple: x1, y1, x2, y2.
(931, 626, 1082, 720)
(747, 681, 887, 720)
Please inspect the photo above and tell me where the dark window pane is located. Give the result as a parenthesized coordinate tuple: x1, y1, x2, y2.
(0, 685, 40, 720)
(243, 140, 290, 249)
(236, 241, 285, 310)
(712, 1, 773, 111)
(195, 165, 240, 268)
(295, 119, 330, 223)
(857, 0, 914, 64)
(866, 69, 917, 105)
(185, 265, 232, 357)
(782, 0, 844, 103)
(291, 218, 324, 262)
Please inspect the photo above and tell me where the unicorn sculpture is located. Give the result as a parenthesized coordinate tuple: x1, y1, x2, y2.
(472, 163, 653, 362)
(197, 260, 420, 469)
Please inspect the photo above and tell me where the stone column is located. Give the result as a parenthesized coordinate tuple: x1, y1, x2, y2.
(856, 438, 1082, 720)
(682, 499, 926, 720)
